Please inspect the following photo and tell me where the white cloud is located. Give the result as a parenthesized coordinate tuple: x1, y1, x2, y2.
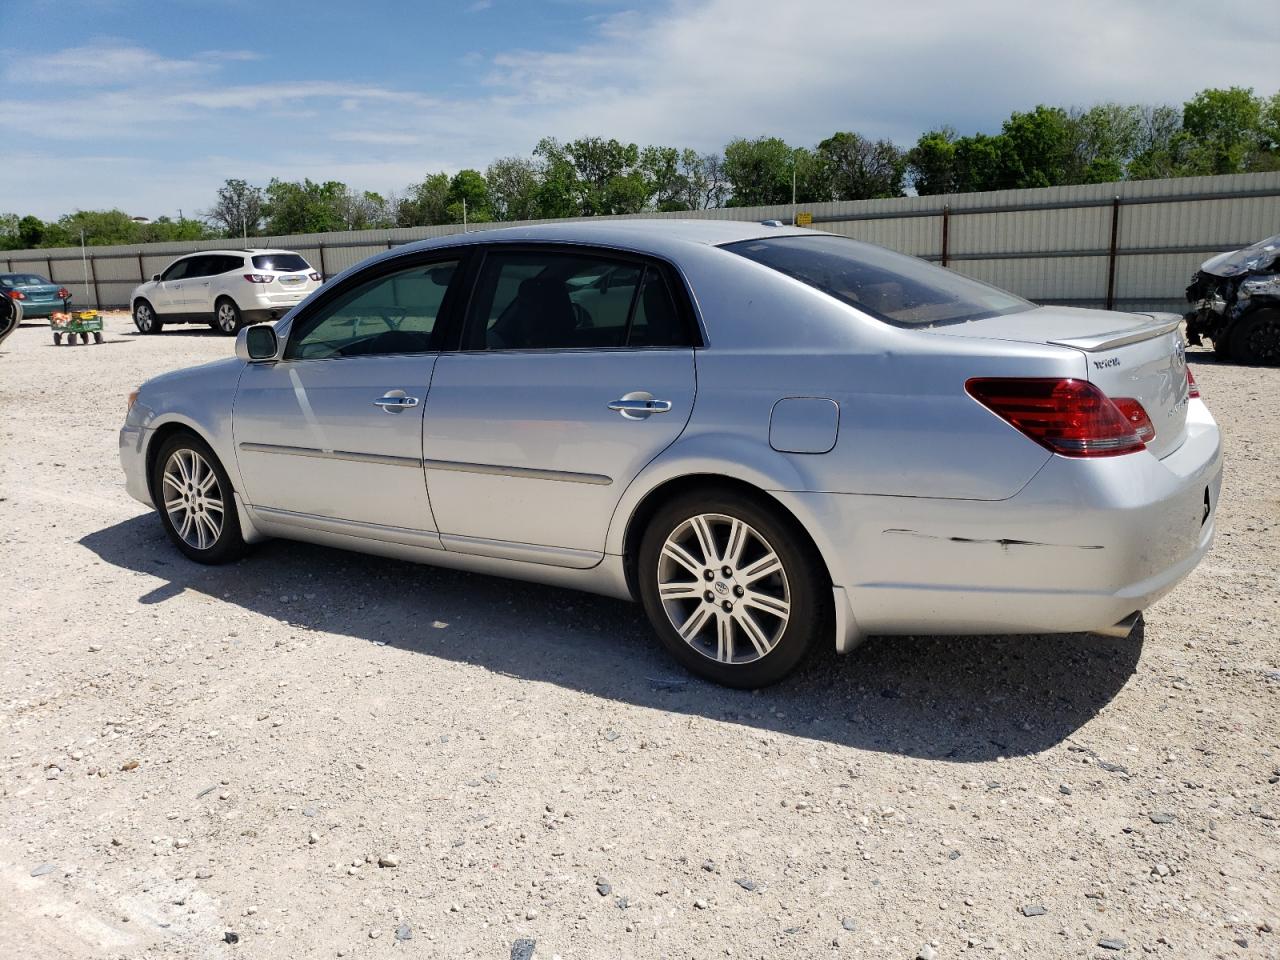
(3, 1, 1278, 218)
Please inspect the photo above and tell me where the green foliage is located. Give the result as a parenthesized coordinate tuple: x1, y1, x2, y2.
(485, 157, 540, 221)
(816, 132, 907, 200)
(906, 129, 957, 196)
(204, 179, 265, 238)
(1181, 87, 1262, 174)
(723, 137, 798, 206)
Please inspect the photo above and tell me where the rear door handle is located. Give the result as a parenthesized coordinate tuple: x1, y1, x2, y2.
(608, 397, 672, 420)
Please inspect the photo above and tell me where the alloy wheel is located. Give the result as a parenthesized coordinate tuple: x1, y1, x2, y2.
(161, 448, 224, 550)
(655, 513, 791, 664)
(135, 304, 152, 332)
(217, 303, 238, 333)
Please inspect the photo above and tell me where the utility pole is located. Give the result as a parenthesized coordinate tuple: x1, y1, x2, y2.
(462, 198, 468, 230)
(80, 230, 91, 308)
(791, 151, 798, 225)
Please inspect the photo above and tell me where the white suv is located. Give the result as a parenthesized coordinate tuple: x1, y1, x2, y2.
(130, 249, 322, 335)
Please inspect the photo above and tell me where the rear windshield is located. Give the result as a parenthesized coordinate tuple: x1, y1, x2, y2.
(723, 234, 1032, 327)
(252, 254, 311, 273)
(0, 274, 49, 286)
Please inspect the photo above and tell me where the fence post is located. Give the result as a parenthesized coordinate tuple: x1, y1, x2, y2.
(941, 204, 951, 268)
(318, 242, 328, 280)
(1105, 196, 1121, 311)
(46, 256, 54, 282)
(136, 252, 145, 284)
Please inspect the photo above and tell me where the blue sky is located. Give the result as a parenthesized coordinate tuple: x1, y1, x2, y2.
(2, 0, 1276, 220)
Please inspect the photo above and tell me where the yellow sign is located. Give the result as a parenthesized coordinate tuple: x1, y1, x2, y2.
(794, 212, 813, 227)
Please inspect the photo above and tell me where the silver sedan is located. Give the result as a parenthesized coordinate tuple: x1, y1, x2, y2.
(119, 220, 1223, 687)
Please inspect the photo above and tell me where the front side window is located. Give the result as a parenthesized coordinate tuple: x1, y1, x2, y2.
(723, 234, 1033, 327)
(161, 258, 195, 282)
(464, 251, 686, 350)
(285, 259, 459, 360)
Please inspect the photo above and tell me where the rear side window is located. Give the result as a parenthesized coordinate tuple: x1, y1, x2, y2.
(723, 234, 1032, 327)
(253, 253, 311, 273)
(212, 255, 244, 275)
(464, 251, 689, 350)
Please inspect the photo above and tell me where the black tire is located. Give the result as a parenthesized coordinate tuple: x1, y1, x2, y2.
(1230, 308, 1280, 366)
(93, 332, 103, 344)
(52, 332, 61, 345)
(133, 299, 163, 334)
(150, 431, 249, 565)
(214, 298, 244, 336)
(637, 487, 829, 688)
(1210, 332, 1231, 360)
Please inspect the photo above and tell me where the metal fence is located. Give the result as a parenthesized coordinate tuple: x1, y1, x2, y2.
(6, 171, 1279, 314)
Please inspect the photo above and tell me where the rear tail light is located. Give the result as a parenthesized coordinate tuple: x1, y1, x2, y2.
(57, 287, 71, 299)
(309, 272, 321, 281)
(1110, 397, 1156, 444)
(6, 290, 24, 300)
(965, 377, 1150, 457)
(243, 273, 273, 283)
(1186, 368, 1200, 399)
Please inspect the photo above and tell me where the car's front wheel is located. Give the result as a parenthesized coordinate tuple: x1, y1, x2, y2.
(1231, 308, 1280, 366)
(133, 300, 162, 335)
(214, 298, 244, 336)
(637, 488, 828, 688)
(151, 432, 248, 564)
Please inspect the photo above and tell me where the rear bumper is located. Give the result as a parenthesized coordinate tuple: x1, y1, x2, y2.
(777, 399, 1223, 637)
(15, 300, 66, 319)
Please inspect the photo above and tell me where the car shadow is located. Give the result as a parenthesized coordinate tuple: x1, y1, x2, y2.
(80, 514, 1144, 761)
(122, 328, 227, 338)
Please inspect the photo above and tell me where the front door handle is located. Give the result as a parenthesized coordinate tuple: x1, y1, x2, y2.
(608, 396, 672, 420)
(373, 392, 419, 413)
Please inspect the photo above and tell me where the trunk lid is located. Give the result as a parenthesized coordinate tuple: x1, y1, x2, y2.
(926, 306, 1191, 459)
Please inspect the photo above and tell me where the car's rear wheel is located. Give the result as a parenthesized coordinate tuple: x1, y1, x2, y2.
(133, 300, 162, 334)
(637, 488, 828, 688)
(151, 432, 248, 565)
(1231, 308, 1280, 366)
(214, 298, 243, 336)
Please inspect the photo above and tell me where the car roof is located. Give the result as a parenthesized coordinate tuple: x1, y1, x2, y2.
(392, 219, 815, 260)
(174, 248, 301, 258)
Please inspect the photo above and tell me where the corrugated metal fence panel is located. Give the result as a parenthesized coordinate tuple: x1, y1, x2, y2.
(3, 171, 1277, 309)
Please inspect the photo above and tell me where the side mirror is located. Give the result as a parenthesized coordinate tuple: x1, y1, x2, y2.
(236, 324, 279, 362)
(152, 274, 161, 282)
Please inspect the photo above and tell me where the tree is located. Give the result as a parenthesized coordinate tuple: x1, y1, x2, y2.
(641, 146, 685, 211)
(446, 169, 492, 223)
(263, 179, 349, 234)
(397, 173, 451, 227)
(676, 150, 729, 209)
(485, 156, 540, 221)
(532, 138, 581, 219)
(907, 128, 958, 195)
(817, 131, 906, 200)
(952, 133, 1011, 192)
(204, 179, 264, 238)
(723, 137, 796, 206)
(1000, 105, 1075, 188)
(18, 214, 51, 248)
(1068, 104, 1145, 183)
(564, 137, 647, 215)
(1127, 105, 1187, 180)
(1181, 86, 1264, 174)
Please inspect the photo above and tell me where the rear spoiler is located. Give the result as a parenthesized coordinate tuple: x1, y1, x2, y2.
(1048, 314, 1182, 352)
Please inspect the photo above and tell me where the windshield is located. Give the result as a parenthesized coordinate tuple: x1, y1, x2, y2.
(723, 234, 1033, 327)
(0, 274, 50, 286)
(252, 253, 311, 273)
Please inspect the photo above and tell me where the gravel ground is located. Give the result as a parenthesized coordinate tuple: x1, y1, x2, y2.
(1, 312, 1277, 960)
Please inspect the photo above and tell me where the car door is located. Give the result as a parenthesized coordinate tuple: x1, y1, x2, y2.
(0, 291, 18, 347)
(153, 257, 194, 313)
(422, 246, 698, 566)
(233, 253, 467, 537)
(190, 255, 233, 314)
